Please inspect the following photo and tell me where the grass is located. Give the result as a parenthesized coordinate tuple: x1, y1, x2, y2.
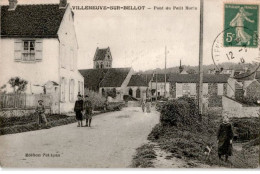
(147, 113, 259, 168)
(131, 144, 157, 168)
(0, 114, 77, 136)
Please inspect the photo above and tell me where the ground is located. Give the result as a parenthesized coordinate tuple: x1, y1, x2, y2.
(0, 107, 159, 168)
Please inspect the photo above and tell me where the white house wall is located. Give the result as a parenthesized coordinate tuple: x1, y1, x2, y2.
(58, 5, 84, 113)
(0, 38, 60, 93)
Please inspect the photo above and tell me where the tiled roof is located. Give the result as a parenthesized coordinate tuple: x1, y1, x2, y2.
(151, 74, 171, 83)
(234, 71, 256, 82)
(1, 4, 66, 38)
(79, 69, 108, 91)
(127, 75, 148, 87)
(100, 68, 131, 87)
(169, 74, 230, 83)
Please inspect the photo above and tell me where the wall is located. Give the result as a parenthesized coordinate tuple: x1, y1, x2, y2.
(222, 96, 260, 118)
(58, 5, 84, 113)
(150, 82, 170, 97)
(0, 38, 60, 93)
(126, 86, 148, 99)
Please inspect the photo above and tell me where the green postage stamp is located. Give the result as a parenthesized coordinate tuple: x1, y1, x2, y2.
(224, 4, 259, 47)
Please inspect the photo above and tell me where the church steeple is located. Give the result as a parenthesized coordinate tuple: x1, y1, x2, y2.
(93, 47, 113, 69)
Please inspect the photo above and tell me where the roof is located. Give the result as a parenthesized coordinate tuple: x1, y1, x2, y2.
(100, 68, 131, 87)
(151, 74, 171, 83)
(94, 47, 111, 61)
(127, 75, 148, 87)
(1, 4, 66, 38)
(234, 71, 256, 82)
(169, 74, 230, 83)
(79, 69, 109, 91)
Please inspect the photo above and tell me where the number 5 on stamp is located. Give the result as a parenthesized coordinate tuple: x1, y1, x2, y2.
(224, 4, 258, 48)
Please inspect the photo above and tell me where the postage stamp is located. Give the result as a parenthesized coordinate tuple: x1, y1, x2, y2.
(224, 4, 259, 47)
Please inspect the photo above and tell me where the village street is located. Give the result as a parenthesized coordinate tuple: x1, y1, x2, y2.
(0, 107, 159, 168)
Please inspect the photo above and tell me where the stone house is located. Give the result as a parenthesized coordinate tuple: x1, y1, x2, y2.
(0, 0, 84, 113)
(169, 74, 230, 107)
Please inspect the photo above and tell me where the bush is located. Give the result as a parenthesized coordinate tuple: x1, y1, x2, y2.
(85, 89, 106, 111)
(160, 97, 199, 127)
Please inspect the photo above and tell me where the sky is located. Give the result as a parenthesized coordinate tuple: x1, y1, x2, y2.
(1, 0, 260, 71)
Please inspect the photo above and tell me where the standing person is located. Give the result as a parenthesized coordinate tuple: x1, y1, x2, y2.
(35, 100, 48, 128)
(74, 95, 84, 127)
(84, 95, 93, 127)
(146, 98, 151, 113)
(217, 114, 234, 162)
(141, 99, 146, 112)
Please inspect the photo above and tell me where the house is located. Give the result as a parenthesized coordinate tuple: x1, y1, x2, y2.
(0, 0, 84, 113)
(80, 47, 148, 101)
(169, 74, 230, 107)
(227, 71, 260, 100)
(149, 74, 171, 98)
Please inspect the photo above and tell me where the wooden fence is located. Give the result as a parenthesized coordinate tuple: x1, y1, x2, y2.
(0, 93, 52, 110)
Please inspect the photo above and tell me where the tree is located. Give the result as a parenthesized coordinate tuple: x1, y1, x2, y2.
(8, 77, 28, 93)
(186, 69, 196, 74)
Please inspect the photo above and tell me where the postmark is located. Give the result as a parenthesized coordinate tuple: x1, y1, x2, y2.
(212, 26, 260, 79)
(224, 4, 259, 48)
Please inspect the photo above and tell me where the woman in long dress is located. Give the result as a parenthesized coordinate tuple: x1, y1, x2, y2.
(217, 114, 234, 162)
(230, 7, 255, 45)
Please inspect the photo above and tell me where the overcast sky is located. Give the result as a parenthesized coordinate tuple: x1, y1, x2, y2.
(1, 0, 259, 71)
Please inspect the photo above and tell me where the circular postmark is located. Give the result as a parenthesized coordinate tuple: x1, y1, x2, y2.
(211, 26, 260, 80)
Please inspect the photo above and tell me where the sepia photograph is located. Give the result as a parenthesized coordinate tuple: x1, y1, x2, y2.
(0, 0, 259, 169)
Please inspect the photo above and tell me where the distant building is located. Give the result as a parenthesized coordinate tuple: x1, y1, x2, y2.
(169, 74, 230, 107)
(93, 47, 113, 69)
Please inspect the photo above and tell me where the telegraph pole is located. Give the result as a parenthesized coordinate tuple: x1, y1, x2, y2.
(198, 0, 204, 115)
(164, 46, 167, 98)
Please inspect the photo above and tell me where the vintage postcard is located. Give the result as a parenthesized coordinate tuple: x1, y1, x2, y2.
(0, 0, 259, 169)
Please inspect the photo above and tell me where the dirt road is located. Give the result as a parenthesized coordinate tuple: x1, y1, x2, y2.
(0, 107, 159, 168)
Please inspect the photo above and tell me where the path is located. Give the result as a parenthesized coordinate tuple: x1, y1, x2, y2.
(0, 107, 159, 168)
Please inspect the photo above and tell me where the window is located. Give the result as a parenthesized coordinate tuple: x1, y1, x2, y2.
(22, 40, 35, 61)
(78, 81, 81, 95)
(136, 88, 141, 98)
(14, 40, 42, 62)
(61, 77, 66, 102)
(69, 79, 74, 102)
(218, 83, 224, 96)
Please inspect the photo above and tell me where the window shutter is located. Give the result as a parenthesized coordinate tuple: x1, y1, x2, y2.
(35, 40, 43, 60)
(14, 40, 22, 61)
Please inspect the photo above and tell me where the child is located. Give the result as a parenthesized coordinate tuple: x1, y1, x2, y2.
(35, 100, 48, 128)
(141, 99, 146, 112)
(74, 95, 84, 127)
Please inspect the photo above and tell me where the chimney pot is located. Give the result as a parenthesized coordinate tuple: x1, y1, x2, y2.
(8, 0, 17, 11)
(59, 0, 67, 9)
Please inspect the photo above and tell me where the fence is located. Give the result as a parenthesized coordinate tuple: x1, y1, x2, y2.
(0, 93, 52, 110)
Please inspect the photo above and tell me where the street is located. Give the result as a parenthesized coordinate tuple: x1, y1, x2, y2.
(0, 107, 159, 168)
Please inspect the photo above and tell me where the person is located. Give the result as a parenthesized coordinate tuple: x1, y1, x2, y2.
(141, 99, 146, 112)
(35, 100, 48, 128)
(146, 98, 151, 113)
(230, 7, 255, 45)
(74, 94, 84, 127)
(84, 95, 93, 127)
(217, 114, 234, 162)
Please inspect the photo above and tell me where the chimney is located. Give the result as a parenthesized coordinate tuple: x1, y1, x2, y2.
(8, 0, 17, 11)
(59, 0, 67, 9)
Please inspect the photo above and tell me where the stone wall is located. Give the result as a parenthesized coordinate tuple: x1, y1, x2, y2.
(0, 107, 51, 118)
(222, 96, 259, 118)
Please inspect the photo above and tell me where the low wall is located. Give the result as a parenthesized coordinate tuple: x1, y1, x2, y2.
(127, 101, 141, 107)
(222, 96, 260, 118)
(0, 107, 51, 118)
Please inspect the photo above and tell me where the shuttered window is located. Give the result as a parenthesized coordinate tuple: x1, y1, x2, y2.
(14, 39, 42, 62)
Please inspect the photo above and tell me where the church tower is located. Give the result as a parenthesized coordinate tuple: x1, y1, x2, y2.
(93, 47, 113, 69)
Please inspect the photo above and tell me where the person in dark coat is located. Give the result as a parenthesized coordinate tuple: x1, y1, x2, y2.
(84, 95, 93, 127)
(74, 95, 84, 127)
(217, 114, 234, 162)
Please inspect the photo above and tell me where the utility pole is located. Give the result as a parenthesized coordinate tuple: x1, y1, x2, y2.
(198, 0, 204, 115)
(164, 46, 167, 98)
(156, 71, 158, 101)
